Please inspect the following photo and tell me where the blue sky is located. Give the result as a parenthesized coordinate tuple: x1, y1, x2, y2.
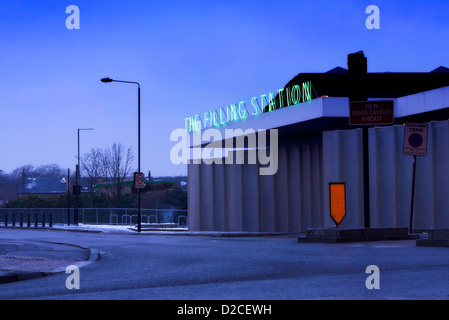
(1, 0, 448, 176)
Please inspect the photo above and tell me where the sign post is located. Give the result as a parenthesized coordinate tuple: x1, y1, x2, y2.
(134, 172, 146, 189)
(349, 100, 394, 229)
(403, 123, 429, 233)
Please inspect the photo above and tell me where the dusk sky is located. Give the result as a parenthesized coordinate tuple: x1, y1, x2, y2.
(1, 0, 448, 177)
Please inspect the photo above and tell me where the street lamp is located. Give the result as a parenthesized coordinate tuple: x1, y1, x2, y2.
(100, 78, 113, 83)
(101, 77, 143, 232)
(75, 128, 94, 226)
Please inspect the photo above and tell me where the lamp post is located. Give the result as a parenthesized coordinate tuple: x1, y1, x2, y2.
(101, 77, 142, 232)
(75, 128, 94, 226)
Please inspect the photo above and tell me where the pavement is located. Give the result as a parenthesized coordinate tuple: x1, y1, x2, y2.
(0, 237, 100, 284)
(0, 224, 447, 287)
(0, 224, 297, 285)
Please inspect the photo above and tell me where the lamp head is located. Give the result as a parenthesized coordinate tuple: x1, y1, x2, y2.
(101, 77, 113, 83)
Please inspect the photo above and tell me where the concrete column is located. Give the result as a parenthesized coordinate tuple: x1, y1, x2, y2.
(393, 126, 413, 228)
(287, 146, 302, 232)
(213, 163, 226, 230)
(370, 126, 397, 228)
(200, 163, 214, 231)
(300, 145, 312, 228)
(259, 173, 275, 232)
(414, 132, 435, 230)
(243, 163, 260, 232)
(228, 151, 244, 231)
(275, 147, 289, 232)
(310, 143, 323, 228)
(187, 164, 201, 231)
(323, 129, 364, 228)
(431, 121, 449, 229)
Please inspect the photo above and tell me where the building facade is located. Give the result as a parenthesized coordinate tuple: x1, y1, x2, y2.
(187, 52, 449, 233)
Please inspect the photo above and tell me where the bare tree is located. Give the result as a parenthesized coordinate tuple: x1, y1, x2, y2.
(81, 148, 103, 193)
(11, 165, 34, 179)
(102, 143, 134, 206)
(11, 164, 65, 180)
(34, 164, 66, 178)
(82, 143, 134, 206)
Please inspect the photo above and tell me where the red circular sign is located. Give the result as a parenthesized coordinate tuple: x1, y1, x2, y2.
(135, 173, 145, 188)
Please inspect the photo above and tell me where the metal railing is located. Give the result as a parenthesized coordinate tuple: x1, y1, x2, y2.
(0, 208, 188, 228)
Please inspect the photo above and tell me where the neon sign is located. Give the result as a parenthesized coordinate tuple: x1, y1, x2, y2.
(184, 81, 315, 133)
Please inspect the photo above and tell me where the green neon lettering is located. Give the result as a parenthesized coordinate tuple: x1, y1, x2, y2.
(277, 88, 285, 108)
(302, 81, 312, 102)
(204, 111, 211, 128)
(194, 114, 202, 132)
(219, 107, 227, 125)
(260, 94, 267, 112)
(251, 97, 259, 116)
(184, 81, 315, 130)
(238, 101, 248, 119)
(212, 110, 219, 127)
(286, 87, 291, 106)
(208, 111, 214, 127)
(268, 92, 277, 112)
(184, 117, 192, 133)
(291, 85, 300, 105)
(227, 104, 238, 122)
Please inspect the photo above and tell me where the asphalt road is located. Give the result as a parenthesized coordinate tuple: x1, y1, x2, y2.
(0, 228, 448, 300)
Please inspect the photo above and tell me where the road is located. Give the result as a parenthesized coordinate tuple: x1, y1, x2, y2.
(0, 228, 448, 300)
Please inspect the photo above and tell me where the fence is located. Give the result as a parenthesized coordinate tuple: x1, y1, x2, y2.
(0, 208, 188, 228)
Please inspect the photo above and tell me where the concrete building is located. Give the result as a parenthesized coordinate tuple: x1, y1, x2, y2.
(186, 52, 449, 233)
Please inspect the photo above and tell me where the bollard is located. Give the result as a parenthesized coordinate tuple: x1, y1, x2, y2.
(20, 212, 23, 227)
(35, 212, 38, 228)
(49, 212, 53, 228)
(42, 211, 46, 228)
(27, 212, 31, 228)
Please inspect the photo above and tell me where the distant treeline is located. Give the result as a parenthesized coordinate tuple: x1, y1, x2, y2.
(1, 162, 187, 209)
(5, 188, 187, 210)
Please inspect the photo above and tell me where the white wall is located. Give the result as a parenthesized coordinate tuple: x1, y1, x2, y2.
(187, 84, 449, 232)
(323, 120, 449, 230)
(187, 143, 323, 232)
(322, 129, 364, 228)
(189, 120, 449, 232)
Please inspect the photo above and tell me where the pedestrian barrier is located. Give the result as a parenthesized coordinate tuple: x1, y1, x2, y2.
(0, 208, 188, 229)
(130, 215, 155, 225)
(1, 209, 56, 228)
(178, 215, 188, 228)
(109, 214, 118, 225)
(121, 214, 132, 226)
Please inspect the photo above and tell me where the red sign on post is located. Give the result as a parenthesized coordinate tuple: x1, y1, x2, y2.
(403, 123, 428, 156)
(350, 100, 394, 126)
(134, 172, 145, 189)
